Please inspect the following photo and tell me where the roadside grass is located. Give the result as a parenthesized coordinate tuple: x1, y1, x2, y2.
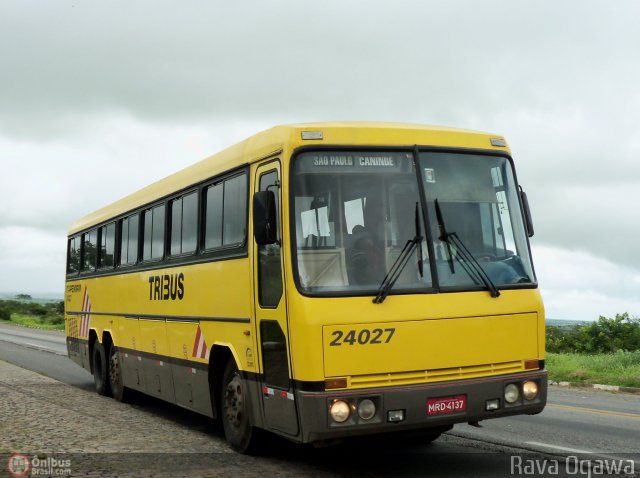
(547, 351, 640, 388)
(0, 314, 65, 331)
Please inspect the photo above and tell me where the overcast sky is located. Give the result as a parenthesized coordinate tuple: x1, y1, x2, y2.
(1, 1, 639, 320)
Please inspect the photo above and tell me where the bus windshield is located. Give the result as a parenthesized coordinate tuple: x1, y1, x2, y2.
(419, 151, 535, 292)
(292, 150, 535, 296)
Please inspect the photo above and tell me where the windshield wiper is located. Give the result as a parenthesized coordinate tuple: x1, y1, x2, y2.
(434, 199, 501, 298)
(373, 203, 423, 304)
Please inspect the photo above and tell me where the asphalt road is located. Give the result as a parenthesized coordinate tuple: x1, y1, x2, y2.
(1, 323, 639, 477)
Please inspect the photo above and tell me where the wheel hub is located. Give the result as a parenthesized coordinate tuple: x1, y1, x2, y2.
(224, 375, 244, 427)
(109, 351, 120, 384)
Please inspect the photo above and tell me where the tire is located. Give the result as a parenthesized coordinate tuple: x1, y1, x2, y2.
(107, 344, 129, 402)
(221, 360, 258, 453)
(92, 341, 111, 397)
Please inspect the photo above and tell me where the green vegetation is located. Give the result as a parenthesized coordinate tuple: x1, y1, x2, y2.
(0, 298, 64, 331)
(547, 313, 640, 354)
(547, 351, 640, 388)
(546, 313, 640, 387)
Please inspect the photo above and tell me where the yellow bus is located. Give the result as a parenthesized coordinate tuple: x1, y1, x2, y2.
(65, 122, 546, 452)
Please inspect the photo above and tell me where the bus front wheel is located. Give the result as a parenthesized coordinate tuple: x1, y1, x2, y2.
(92, 341, 111, 397)
(221, 360, 257, 453)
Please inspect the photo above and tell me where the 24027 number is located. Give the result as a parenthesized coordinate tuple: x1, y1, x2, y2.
(329, 328, 396, 346)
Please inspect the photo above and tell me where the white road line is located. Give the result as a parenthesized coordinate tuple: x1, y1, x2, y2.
(24, 342, 64, 355)
(525, 441, 594, 454)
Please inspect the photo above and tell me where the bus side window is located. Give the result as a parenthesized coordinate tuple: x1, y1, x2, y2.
(142, 204, 165, 261)
(170, 191, 198, 256)
(119, 213, 139, 266)
(257, 170, 282, 307)
(204, 173, 248, 251)
(67, 236, 81, 274)
(81, 229, 97, 272)
(98, 222, 116, 269)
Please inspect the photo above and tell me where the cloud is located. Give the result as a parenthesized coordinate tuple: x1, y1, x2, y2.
(2, 1, 639, 135)
(534, 245, 640, 321)
(0, 226, 65, 294)
(0, 117, 269, 232)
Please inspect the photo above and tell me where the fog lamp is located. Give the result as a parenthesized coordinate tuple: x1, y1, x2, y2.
(387, 409, 405, 423)
(522, 380, 539, 400)
(357, 399, 376, 420)
(330, 399, 351, 423)
(485, 399, 500, 411)
(504, 383, 520, 404)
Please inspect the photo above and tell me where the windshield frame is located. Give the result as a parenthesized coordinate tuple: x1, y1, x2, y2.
(289, 145, 538, 298)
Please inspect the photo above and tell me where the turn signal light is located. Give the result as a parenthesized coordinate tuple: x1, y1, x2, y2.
(524, 359, 540, 370)
(325, 378, 347, 389)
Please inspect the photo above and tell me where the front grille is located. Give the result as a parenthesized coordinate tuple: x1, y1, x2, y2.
(348, 360, 524, 389)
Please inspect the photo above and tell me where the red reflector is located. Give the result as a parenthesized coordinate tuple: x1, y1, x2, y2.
(524, 359, 540, 370)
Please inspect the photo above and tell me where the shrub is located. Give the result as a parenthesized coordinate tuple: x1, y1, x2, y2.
(546, 313, 640, 354)
(0, 306, 10, 321)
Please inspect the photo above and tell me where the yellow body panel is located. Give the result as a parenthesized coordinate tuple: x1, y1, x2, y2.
(65, 258, 256, 371)
(322, 313, 537, 378)
(288, 289, 544, 383)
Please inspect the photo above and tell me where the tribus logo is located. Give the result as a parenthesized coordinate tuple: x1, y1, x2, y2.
(7, 454, 30, 477)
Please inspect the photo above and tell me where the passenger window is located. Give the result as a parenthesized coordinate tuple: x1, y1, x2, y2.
(143, 205, 165, 261)
(170, 192, 198, 256)
(204, 183, 223, 249)
(67, 236, 81, 274)
(81, 229, 97, 272)
(223, 175, 247, 246)
(119, 213, 139, 266)
(204, 173, 247, 250)
(98, 222, 115, 269)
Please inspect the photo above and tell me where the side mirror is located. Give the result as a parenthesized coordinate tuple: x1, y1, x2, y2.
(253, 190, 278, 245)
(519, 187, 535, 238)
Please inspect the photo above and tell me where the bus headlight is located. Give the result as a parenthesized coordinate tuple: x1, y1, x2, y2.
(357, 399, 376, 420)
(504, 383, 520, 404)
(522, 380, 539, 400)
(330, 399, 351, 423)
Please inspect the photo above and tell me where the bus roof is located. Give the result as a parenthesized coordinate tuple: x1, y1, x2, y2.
(68, 122, 507, 235)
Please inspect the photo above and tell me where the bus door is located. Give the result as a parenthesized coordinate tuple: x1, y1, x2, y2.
(253, 161, 299, 436)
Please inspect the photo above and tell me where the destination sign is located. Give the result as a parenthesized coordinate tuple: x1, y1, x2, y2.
(296, 151, 413, 174)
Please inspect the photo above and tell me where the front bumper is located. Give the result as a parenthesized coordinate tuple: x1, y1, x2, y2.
(296, 370, 547, 443)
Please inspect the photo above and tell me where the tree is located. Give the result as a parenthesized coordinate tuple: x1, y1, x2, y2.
(15, 294, 32, 300)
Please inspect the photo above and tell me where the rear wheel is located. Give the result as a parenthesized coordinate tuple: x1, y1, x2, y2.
(92, 341, 111, 396)
(108, 344, 129, 402)
(221, 360, 258, 453)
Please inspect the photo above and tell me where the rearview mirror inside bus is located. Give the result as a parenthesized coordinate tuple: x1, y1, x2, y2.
(253, 190, 278, 245)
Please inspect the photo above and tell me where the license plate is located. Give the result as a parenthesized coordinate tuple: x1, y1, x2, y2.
(426, 394, 467, 416)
